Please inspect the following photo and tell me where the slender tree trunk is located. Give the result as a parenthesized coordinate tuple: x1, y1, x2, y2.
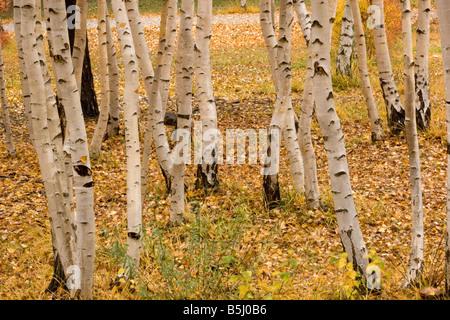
(48, 0, 95, 299)
(71, 0, 87, 91)
(141, 0, 177, 200)
(310, 0, 374, 285)
(106, 15, 120, 138)
(89, 0, 110, 158)
(65, 0, 99, 119)
(293, 0, 311, 45)
(349, 0, 383, 141)
(414, 0, 431, 130)
(401, 0, 424, 288)
(20, 0, 76, 295)
(336, 0, 354, 76)
(434, 0, 450, 294)
(370, 0, 405, 134)
(111, 0, 142, 277)
(195, 0, 219, 190)
(13, 3, 33, 142)
(0, 38, 16, 157)
(170, 0, 194, 224)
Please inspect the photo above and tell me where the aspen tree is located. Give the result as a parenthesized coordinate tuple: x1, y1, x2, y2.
(370, 0, 405, 134)
(0, 38, 16, 156)
(401, 0, 424, 288)
(260, 0, 304, 208)
(170, 0, 194, 224)
(48, 0, 95, 299)
(293, 0, 310, 45)
(435, 0, 450, 295)
(13, 3, 33, 141)
(310, 0, 374, 284)
(106, 15, 120, 138)
(349, 0, 383, 141)
(89, 0, 110, 158)
(141, 0, 177, 201)
(297, 0, 337, 209)
(20, 0, 77, 295)
(111, 0, 142, 276)
(72, 0, 88, 91)
(336, 0, 354, 76)
(414, 0, 431, 130)
(195, 0, 219, 190)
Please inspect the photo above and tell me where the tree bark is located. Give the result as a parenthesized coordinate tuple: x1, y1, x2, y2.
(370, 0, 405, 134)
(111, 0, 143, 277)
(401, 0, 424, 288)
(434, 0, 450, 295)
(414, 0, 431, 130)
(48, 0, 95, 299)
(89, 0, 110, 158)
(65, 0, 99, 119)
(336, 0, 354, 76)
(293, 0, 311, 45)
(105, 15, 120, 138)
(349, 0, 383, 141)
(310, 0, 374, 286)
(195, 0, 219, 190)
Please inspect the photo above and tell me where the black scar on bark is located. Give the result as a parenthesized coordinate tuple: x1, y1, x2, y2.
(46, 251, 69, 295)
(74, 165, 92, 177)
(263, 173, 281, 210)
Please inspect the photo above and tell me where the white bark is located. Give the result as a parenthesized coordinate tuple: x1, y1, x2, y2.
(20, 0, 76, 294)
(111, 0, 142, 276)
(401, 0, 424, 288)
(170, 0, 194, 223)
(414, 0, 431, 130)
(349, 0, 383, 141)
(195, 0, 219, 189)
(0, 38, 16, 157)
(370, 0, 405, 134)
(140, 0, 176, 202)
(293, 0, 311, 45)
(260, 0, 304, 206)
(48, 0, 95, 299)
(89, 0, 110, 158)
(72, 0, 88, 91)
(13, 4, 33, 141)
(106, 15, 120, 138)
(434, 0, 450, 294)
(310, 0, 373, 285)
(336, 0, 354, 76)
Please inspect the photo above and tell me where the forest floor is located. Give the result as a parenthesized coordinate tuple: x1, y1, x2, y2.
(0, 4, 448, 300)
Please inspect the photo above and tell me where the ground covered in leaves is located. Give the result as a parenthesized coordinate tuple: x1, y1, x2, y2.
(0, 4, 449, 300)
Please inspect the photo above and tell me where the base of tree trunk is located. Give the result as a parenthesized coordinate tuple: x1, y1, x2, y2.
(46, 252, 68, 294)
(263, 173, 281, 210)
(195, 163, 219, 192)
(387, 108, 406, 135)
(416, 105, 431, 131)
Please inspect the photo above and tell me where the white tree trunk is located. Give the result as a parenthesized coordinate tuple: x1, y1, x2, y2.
(48, 0, 95, 299)
(293, 0, 311, 45)
(89, 0, 110, 158)
(111, 0, 142, 276)
(401, 0, 424, 288)
(349, 0, 383, 141)
(20, 0, 76, 295)
(0, 38, 16, 157)
(370, 0, 405, 134)
(195, 0, 219, 190)
(310, 0, 373, 285)
(72, 0, 88, 91)
(414, 0, 431, 130)
(106, 15, 120, 138)
(434, 0, 450, 294)
(170, 0, 194, 224)
(336, 0, 354, 76)
(13, 5, 33, 142)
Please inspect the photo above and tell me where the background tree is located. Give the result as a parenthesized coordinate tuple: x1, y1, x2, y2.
(65, 0, 99, 119)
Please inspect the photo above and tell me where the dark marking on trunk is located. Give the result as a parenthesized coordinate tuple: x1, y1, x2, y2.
(74, 164, 92, 177)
